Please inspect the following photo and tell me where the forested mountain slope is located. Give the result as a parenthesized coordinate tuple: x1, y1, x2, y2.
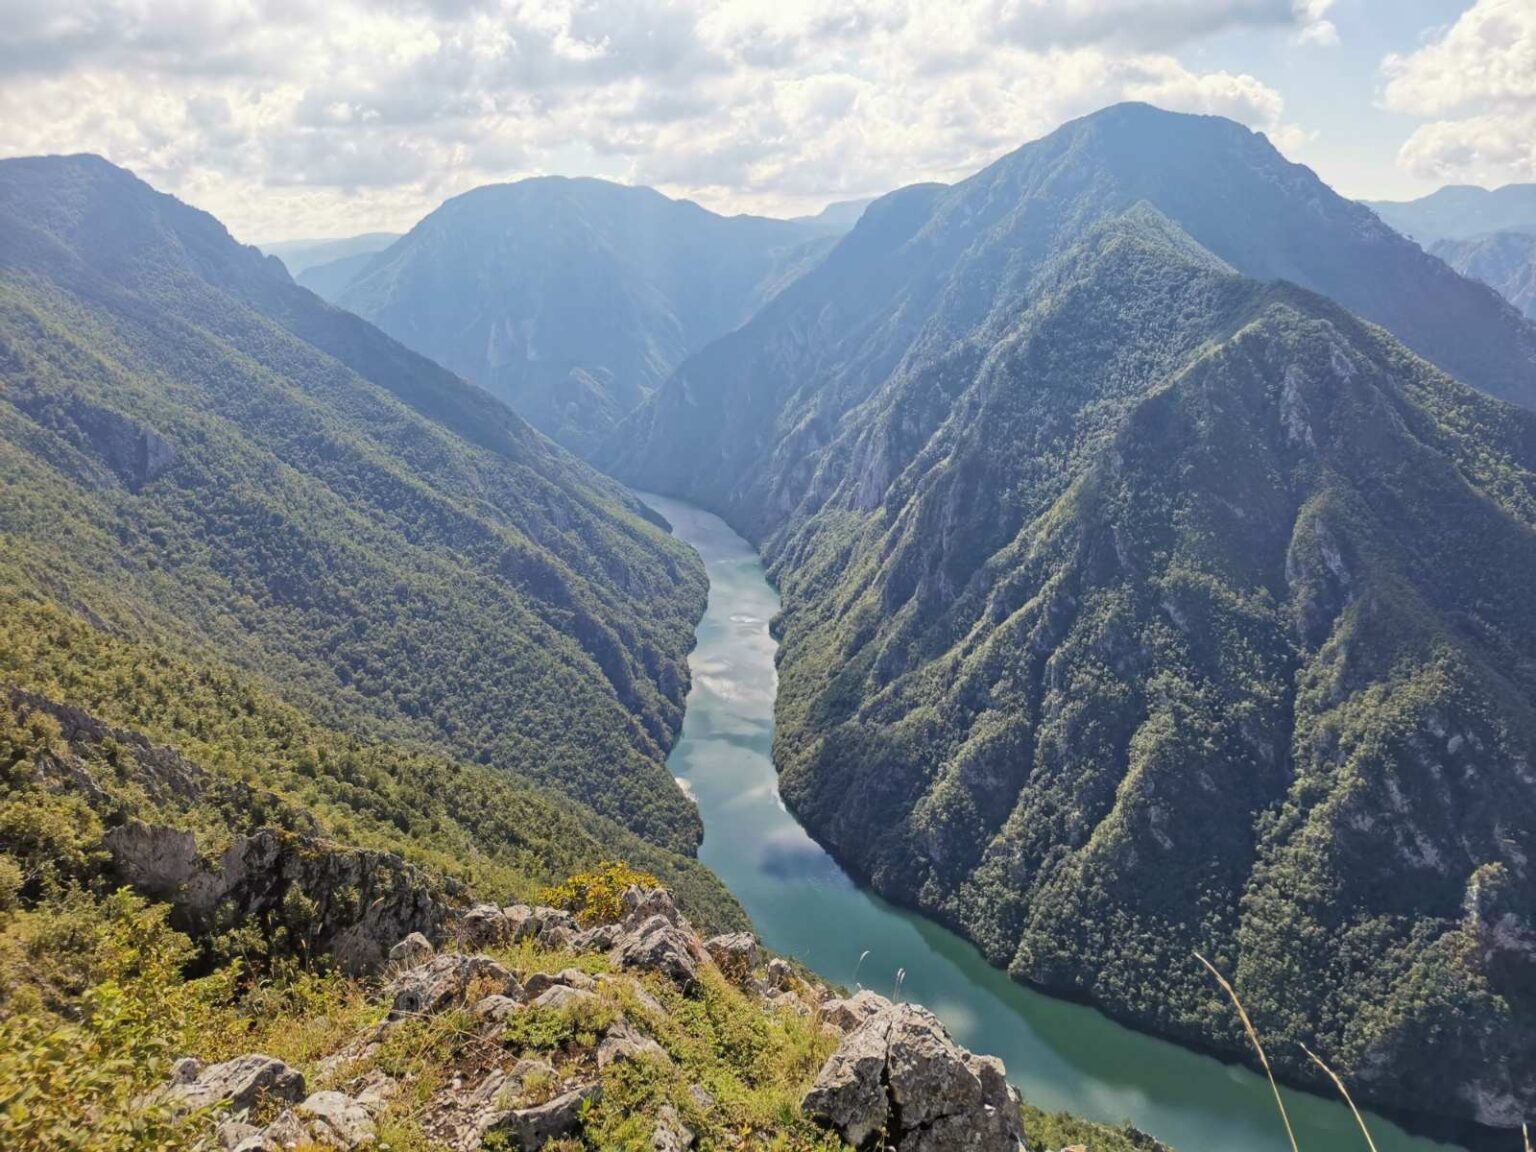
(605, 106, 1536, 520)
(0, 153, 708, 854)
(605, 105, 1536, 1135)
(339, 177, 832, 455)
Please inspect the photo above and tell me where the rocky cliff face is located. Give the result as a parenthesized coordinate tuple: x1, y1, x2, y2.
(106, 822, 452, 976)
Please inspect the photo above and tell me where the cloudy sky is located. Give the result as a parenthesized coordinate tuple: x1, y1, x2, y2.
(0, 0, 1530, 242)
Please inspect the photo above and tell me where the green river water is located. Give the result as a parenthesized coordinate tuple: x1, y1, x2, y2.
(643, 493, 1464, 1152)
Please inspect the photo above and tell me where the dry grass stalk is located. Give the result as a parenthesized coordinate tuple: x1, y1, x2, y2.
(1194, 950, 1299, 1152)
(1301, 1043, 1378, 1152)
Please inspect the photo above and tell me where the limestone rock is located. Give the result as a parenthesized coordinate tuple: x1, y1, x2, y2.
(299, 1091, 377, 1148)
(388, 953, 514, 1018)
(216, 1120, 261, 1150)
(390, 931, 435, 968)
(457, 904, 512, 950)
(504, 904, 578, 945)
(620, 886, 683, 928)
(529, 984, 598, 1011)
(523, 967, 596, 998)
(802, 1003, 1025, 1151)
(166, 1053, 306, 1115)
(482, 1081, 602, 1150)
(704, 932, 758, 980)
(474, 994, 525, 1023)
(570, 923, 624, 952)
(257, 1109, 308, 1148)
(597, 1019, 669, 1069)
(652, 1102, 694, 1152)
(819, 990, 892, 1034)
(611, 914, 698, 987)
(107, 822, 449, 975)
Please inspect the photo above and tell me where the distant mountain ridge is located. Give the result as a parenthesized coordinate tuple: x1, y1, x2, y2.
(337, 177, 832, 456)
(260, 231, 401, 275)
(1432, 231, 1536, 321)
(605, 103, 1536, 1136)
(1367, 184, 1536, 243)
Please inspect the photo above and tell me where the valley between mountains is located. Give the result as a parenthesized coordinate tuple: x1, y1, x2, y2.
(3, 100, 1536, 1152)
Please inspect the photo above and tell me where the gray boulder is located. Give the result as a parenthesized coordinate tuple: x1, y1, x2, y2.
(166, 1053, 306, 1115)
(504, 904, 578, 945)
(704, 932, 758, 979)
(652, 1102, 694, 1152)
(457, 903, 512, 950)
(388, 953, 515, 1018)
(298, 1090, 377, 1148)
(389, 931, 435, 968)
(802, 1003, 1026, 1151)
(819, 989, 891, 1034)
(482, 1081, 602, 1149)
(522, 968, 596, 998)
(529, 984, 598, 1012)
(620, 886, 684, 928)
(597, 1019, 669, 1069)
(611, 915, 699, 987)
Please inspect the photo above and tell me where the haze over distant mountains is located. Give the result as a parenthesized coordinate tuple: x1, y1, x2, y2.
(260, 231, 402, 275)
(1367, 184, 1536, 243)
(328, 178, 835, 455)
(1430, 231, 1536, 322)
(607, 102, 1536, 1132)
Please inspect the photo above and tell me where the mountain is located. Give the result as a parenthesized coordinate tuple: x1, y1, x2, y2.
(0, 154, 719, 868)
(260, 230, 401, 276)
(604, 104, 1536, 1134)
(1432, 231, 1536, 320)
(1367, 184, 1536, 243)
(337, 177, 832, 456)
(295, 248, 386, 302)
(790, 196, 878, 230)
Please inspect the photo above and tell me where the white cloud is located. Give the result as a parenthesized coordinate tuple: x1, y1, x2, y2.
(1383, 0, 1536, 186)
(0, 0, 1315, 239)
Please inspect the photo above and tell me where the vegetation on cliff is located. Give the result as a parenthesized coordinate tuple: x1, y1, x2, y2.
(607, 105, 1536, 1133)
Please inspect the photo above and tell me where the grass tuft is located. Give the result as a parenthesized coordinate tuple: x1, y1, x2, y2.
(1195, 951, 1298, 1152)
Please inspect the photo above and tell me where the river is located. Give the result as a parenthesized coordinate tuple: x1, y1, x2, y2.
(642, 493, 1463, 1152)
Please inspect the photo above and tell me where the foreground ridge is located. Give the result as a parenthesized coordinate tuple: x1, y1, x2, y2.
(148, 883, 1168, 1151)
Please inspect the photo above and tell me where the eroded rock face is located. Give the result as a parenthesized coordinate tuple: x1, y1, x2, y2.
(504, 904, 579, 947)
(106, 821, 450, 975)
(802, 1004, 1026, 1151)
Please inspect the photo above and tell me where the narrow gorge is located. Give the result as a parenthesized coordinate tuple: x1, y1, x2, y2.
(644, 494, 1464, 1152)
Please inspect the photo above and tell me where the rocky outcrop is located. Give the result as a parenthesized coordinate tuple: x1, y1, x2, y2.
(481, 1081, 602, 1150)
(803, 1002, 1027, 1151)
(164, 888, 1056, 1152)
(164, 1054, 306, 1115)
(105, 821, 451, 974)
(388, 953, 519, 1018)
